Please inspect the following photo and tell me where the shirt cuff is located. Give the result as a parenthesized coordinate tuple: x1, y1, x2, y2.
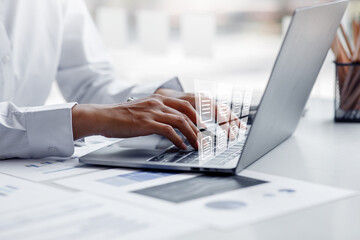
(157, 77, 184, 92)
(25, 102, 77, 158)
(129, 77, 184, 99)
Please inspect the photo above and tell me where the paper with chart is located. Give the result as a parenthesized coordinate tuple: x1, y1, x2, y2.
(56, 169, 356, 229)
(0, 174, 68, 213)
(0, 136, 119, 181)
(0, 193, 199, 240)
(56, 168, 187, 195)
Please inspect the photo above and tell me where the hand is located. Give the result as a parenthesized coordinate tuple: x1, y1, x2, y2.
(72, 94, 199, 150)
(156, 88, 240, 128)
(155, 89, 243, 148)
(155, 88, 197, 108)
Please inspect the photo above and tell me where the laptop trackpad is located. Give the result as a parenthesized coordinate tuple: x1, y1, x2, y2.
(114, 135, 173, 150)
(88, 145, 164, 162)
(115, 148, 162, 159)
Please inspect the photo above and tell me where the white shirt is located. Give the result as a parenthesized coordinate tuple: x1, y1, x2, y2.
(0, 0, 182, 159)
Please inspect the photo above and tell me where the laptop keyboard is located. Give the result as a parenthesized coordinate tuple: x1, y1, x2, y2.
(147, 139, 245, 166)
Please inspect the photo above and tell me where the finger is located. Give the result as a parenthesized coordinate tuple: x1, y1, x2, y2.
(228, 121, 239, 141)
(230, 109, 240, 122)
(180, 92, 197, 108)
(162, 97, 201, 126)
(230, 111, 241, 128)
(218, 121, 230, 132)
(180, 114, 200, 144)
(215, 100, 241, 129)
(151, 122, 187, 150)
(155, 113, 198, 149)
(144, 95, 198, 135)
(162, 107, 200, 137)
(157, 113, 198, 149)
(235, 117, 241, 128)
(216, 102, 235, 124)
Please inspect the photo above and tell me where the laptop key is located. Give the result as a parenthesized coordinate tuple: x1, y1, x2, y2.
(148, 150, 178, 162)
(149, 138, 244, 164)
(176, 152, 198, 163)
(163, 152, 191, 162)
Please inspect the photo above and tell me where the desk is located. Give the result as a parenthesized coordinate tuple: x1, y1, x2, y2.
(1, 98, 359, 239)
(175, 98, 360, 240)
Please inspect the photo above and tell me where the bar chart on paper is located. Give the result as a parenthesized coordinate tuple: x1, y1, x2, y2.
(0, 137, 118, 181)
(0, 185, 18, 197)
(97, 171, 175, 187)
(0, 174, 68, 212)
(0, 158, 99, 181)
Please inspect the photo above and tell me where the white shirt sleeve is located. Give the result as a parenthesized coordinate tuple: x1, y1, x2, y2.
(0, 102, 76, 159)
(56, 0, 183, 105)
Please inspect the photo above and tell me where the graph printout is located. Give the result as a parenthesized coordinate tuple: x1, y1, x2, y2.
(0, 174, 68, 213)
(60, 169, 357, 229)
(0, 137, 118, 181)
(55, 168, 180, 195)
(0, 193, 198, 240)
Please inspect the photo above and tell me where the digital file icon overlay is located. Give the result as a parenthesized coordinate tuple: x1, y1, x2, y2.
(194, 80, 253, 165)
(198, 91, 214, 123)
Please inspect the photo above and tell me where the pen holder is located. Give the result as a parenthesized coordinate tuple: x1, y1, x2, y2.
(335, 62, 360, 122)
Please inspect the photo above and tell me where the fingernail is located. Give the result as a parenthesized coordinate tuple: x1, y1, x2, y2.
(181, 142, 187, 150)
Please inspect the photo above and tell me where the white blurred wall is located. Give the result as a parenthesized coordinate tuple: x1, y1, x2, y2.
(46, 0, 357, 105)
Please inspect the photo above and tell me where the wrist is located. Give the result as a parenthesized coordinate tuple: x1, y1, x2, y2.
(72, 104, 100, 140)
(155, 88, 196, 108)
(155, 88, 182, 98)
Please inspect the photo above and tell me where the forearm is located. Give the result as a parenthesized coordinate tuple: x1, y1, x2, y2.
(72, 104, 103, 140)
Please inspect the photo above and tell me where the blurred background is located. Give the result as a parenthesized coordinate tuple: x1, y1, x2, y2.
(47, 0, 360, 105)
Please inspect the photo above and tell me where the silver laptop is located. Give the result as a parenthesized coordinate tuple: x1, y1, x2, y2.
(80, 1, 348, 174)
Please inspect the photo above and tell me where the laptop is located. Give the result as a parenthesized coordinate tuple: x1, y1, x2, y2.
(80, 1, 348, 174)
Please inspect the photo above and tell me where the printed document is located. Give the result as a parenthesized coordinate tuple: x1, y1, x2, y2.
(0, 193, 199, 240)
(56, 169, 356, 229)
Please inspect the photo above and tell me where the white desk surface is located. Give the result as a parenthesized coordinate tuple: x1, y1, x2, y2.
(41, 33, 355, 239)
(2, 98, 359, 239)
(174, 98, 360, 240)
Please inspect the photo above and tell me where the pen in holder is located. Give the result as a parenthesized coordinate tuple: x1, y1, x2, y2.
(335, 62, 360, 122)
